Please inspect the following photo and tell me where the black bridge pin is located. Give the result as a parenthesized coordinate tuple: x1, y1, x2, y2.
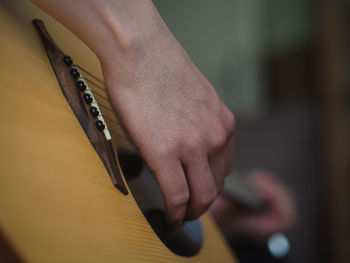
(89, 107, 99, 118)
(96, 120, 105, 131)
(63, 56, 73, 66)
(76, 81, 86, 91)
(70, 68, 80, 79)
(83, 93, 93, 104)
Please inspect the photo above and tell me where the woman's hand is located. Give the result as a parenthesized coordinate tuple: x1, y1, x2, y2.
(100, 4, 235, 226)
(32, 0, 235, 226)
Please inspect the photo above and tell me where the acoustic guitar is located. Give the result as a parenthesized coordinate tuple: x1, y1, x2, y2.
(0, 1, 237, 262)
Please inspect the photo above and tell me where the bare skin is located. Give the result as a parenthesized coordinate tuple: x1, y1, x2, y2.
(31, 0, 235, 226)
(210, 171, 296, 241)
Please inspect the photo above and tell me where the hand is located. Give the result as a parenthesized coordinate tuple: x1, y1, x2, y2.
(210, 171, 296, 241)
(32, 0, 235, 226)
(102, 15, 235, 226)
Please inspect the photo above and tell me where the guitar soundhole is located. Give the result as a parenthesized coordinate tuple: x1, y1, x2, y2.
(117, 149, 203, 257)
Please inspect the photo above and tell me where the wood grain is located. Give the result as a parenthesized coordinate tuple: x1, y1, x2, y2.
(32, 19, 128, 195)
(0, 1, 237, 262)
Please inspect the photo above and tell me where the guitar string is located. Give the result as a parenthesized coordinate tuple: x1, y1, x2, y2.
(81, 76, 121, 118)
(73, 64, 105, 85)
(76, 69, 233, 239)
(83, 77, 110, 100)
(72, 64, 126, 129)
(75, 68, 203, 237)
(84, 87, 126, 136)
(98, 103, 116, 115)
(74, 67, 130, 140)
(89, 88, 110, 103)
(72, 66, 120, 117)
(85, 77, 107, 92)
(69, 63, 129, 139)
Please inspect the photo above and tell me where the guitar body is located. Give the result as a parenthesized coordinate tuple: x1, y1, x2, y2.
(0, 1, 236, 262)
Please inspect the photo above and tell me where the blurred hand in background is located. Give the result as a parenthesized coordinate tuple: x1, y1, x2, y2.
(210, 171, 296, 241)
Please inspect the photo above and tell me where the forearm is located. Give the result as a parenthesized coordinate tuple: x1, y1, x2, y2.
(31, 0, 167, 63)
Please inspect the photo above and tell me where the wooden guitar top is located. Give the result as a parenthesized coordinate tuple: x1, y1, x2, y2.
(0, 1, 237, 262)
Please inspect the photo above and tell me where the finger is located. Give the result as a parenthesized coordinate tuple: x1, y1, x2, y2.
(182, 154, 217, 221)
(151, 158, 189, 226)
(225, 133, 235, 172)
(208, 145, 233, 192)
(208, 150, 227, 191)
(208, 125, 235, 191)
(221, 105, 235, 136)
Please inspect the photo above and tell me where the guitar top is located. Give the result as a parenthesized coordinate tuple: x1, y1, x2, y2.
(0, 0, 237, 262)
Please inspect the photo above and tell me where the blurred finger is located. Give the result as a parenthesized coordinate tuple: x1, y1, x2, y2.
(182, 153, 217, 221)
(152, 159, 189, 226)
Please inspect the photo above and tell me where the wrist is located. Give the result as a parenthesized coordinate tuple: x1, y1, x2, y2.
(32, 0, 167, 66)
(92, 0, 166, 64)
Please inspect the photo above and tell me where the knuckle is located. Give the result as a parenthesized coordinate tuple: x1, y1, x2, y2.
(168, 190, 190, 209)
(166, 207, 185, 226)
(165, 145, 178, 158)
(186, 185, 217, 220)
(210, 123, 227, 150)
(225, 109, 236, 135)
(185, 130, 204, 153)
(157, 140, 179, 159)
(216, 125, 228, 146)
(199, 187, 218, 208)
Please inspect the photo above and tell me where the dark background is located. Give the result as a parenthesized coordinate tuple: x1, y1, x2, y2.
(153, 1, 350, 262)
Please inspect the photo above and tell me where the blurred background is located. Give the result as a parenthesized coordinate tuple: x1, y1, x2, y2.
(153, 0, 350, 263)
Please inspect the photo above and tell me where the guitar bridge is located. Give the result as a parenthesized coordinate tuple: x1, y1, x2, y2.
(32, 19, 128, 195)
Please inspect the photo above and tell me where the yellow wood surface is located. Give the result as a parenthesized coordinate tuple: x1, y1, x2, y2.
(0, 1, 237, 262)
